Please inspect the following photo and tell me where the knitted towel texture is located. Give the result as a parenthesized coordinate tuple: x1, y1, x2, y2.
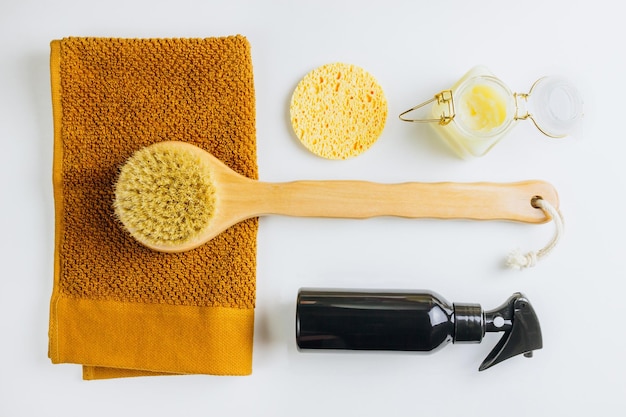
(49, 36, 258, 379)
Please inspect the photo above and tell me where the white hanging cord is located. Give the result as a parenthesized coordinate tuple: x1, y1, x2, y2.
(506, 197, 564, 270)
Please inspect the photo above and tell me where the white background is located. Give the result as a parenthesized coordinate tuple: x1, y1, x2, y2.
(1, 0, 623, 415)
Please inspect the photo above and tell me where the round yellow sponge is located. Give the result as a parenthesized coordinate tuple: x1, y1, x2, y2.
(290, 63, 388, 160)
(114, 143, 216, 247)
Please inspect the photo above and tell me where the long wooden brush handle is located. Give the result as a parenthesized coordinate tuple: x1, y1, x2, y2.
(245, 180, 557, 223)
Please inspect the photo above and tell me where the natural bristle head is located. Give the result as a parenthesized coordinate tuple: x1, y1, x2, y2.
(114, 143, 216, 248)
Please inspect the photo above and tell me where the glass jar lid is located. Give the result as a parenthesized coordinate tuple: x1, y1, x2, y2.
(522, 76, 583, 138)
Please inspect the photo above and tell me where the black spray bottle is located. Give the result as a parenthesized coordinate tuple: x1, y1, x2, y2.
(296, 289, 542, 371)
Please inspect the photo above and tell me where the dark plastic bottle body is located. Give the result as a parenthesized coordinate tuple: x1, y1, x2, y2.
(296, 289, 543, 371)
(296, 289, 456, 352)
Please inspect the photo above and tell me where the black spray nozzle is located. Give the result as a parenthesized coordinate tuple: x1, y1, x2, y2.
(479, 292, 543, 371)
(296, 289, 543, 371)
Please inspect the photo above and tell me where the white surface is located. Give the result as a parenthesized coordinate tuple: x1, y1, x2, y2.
(1, 0, 624, 415)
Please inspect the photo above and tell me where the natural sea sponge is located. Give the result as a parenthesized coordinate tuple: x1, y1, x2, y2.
(290, 63, 388, 160)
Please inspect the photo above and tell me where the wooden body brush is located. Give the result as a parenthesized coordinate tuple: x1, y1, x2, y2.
(114, 141, 559, 253)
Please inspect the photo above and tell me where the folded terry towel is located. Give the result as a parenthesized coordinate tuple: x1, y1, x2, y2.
(49, 36, 258, 379)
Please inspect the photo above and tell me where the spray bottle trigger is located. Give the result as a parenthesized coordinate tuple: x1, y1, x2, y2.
(479, 293, 543, 371)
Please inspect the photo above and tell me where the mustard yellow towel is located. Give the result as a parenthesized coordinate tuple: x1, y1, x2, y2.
(49, 36, 258, 379)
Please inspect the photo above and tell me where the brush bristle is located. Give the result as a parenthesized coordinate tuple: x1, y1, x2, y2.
(114, 143, 216, 247)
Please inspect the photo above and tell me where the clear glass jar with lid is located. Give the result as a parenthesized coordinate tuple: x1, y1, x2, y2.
(399, 66, 583, 158)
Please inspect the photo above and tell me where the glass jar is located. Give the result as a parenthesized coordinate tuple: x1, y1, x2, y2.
(399, 66, 583, 158)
